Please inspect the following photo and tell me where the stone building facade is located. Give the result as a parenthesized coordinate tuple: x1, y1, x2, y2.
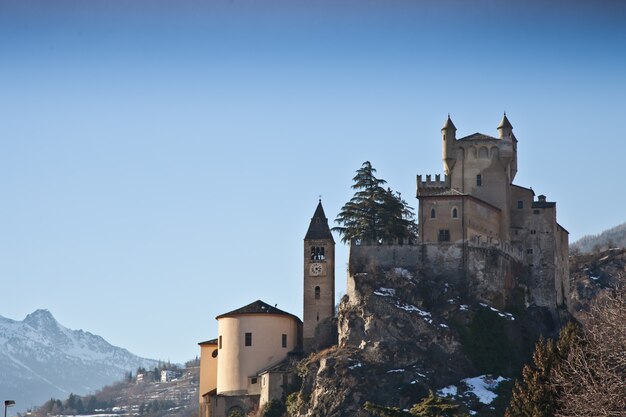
(198, 301, 302, 417)
(350, 115, 569, 314)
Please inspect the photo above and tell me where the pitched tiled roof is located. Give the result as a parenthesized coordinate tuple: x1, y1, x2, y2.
(305, 200, 334, 241)
(458, 132, 499, 141)
(216, 300, 302, 323)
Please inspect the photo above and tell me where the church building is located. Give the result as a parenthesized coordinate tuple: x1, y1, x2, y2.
(198, 202, 335, 417)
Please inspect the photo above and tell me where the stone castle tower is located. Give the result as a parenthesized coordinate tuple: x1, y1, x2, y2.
(417, 114, 569, 309)
(303, 200, 335, 352)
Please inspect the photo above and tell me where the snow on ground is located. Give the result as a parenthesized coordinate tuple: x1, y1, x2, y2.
(479, 303, 515, 321)
(462, 375, 508, 404)
(387, 368, 405, 373)
(394, 301, 433, 324)
(374, 287, 396, 297)
(438, 384, 458, 396)
(348, 362, 363, 370)
(438, 375, 508, 406)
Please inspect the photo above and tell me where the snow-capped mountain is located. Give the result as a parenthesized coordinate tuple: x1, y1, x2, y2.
(0, 309, 158, 413)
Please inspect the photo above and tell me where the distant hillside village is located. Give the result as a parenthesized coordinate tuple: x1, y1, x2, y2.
(197, 115, 571, 417)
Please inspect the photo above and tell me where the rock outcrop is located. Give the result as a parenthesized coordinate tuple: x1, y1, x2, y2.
(291, 262, 544, 417)
(568, 247, 626, 321)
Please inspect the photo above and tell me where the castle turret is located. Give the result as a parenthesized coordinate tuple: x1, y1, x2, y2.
(497, 113, 513, 139)
(497, 113, 517, 181)
(442, 115, 457, 176)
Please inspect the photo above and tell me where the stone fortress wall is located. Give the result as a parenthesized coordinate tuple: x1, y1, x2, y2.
(347, 239, 530, 312)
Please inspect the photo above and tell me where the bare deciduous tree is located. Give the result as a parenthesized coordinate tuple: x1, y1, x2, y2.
(552, 288, 626, 417)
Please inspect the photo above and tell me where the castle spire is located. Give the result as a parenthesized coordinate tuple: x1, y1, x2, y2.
(441, 114, 457, 175)
(497, 113, 513, 138)
(304, 200, 334, 241)
(442, 114, 457, 131)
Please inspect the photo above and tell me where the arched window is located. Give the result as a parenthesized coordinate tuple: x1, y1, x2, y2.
(452, 207, 458, 219)
(315, 286, 321, 300)
(430, 208, 436, 219)
(310, 246, 326, 260)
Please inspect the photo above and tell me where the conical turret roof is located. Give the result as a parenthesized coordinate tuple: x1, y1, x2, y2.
(497, 114, 513, 130)
(442, 115, 456, 130)
(304, 200, 334, 241)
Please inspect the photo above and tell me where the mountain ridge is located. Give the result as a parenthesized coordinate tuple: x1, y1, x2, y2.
(0, 308, 159, 413)
(572, 222, 626, 253)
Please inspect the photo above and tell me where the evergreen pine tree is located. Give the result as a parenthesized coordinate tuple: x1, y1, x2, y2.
(364, 391, 466, 417)
(408, 391, 466, 417)
(505, 322, 580, 417)
(333, 161, 416, 243)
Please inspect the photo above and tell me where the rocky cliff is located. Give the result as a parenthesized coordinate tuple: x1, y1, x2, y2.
(291, 261, 552, 417)
(568, 247, 626, 321)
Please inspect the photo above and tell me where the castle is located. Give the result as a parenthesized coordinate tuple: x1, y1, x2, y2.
(198, 115, 569, 417)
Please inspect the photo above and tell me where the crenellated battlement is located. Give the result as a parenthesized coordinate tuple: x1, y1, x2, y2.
(417, 174, 449, 192)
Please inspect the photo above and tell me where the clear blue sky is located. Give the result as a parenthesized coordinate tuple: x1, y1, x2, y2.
(1, 0, 625, 363)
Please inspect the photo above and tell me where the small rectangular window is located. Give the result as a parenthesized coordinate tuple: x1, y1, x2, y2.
(219, 335, 222, 349)
(527, 249, 533, 254)
(245, 332, 252, 346)
(438, 229, 450, 242)
(282, 334, 287, 348)
(476, 174, 482, 187)
(517, 200, 523, 209)
(251, 377, 257, 384)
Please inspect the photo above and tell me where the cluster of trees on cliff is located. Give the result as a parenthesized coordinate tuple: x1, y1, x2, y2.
(506, 287, 626, 417)
(333, 161, 417, 243)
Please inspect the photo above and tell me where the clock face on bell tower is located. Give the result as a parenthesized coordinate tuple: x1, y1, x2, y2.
(309, 262, 323, 276)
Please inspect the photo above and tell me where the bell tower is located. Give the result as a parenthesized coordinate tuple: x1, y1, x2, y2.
(303, 200, 335, 352)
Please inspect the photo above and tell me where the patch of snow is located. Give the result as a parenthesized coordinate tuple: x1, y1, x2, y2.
(387, 368, 405, 373)
(590, 275, 600, 281)
(447, 298, 456, 304)
(439, 323, 449, 328)
(599, 255, 609, 261)
(462, 375, 508, 405)
(348, 362, 363, 370)
(394, 301, 434, 324)
(469, 411, 477, 415)
(438, 385, 458, 397)
(373, 287, 396, 297)
(459, 304, 469, 311)
(479, 303, 515, 321)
